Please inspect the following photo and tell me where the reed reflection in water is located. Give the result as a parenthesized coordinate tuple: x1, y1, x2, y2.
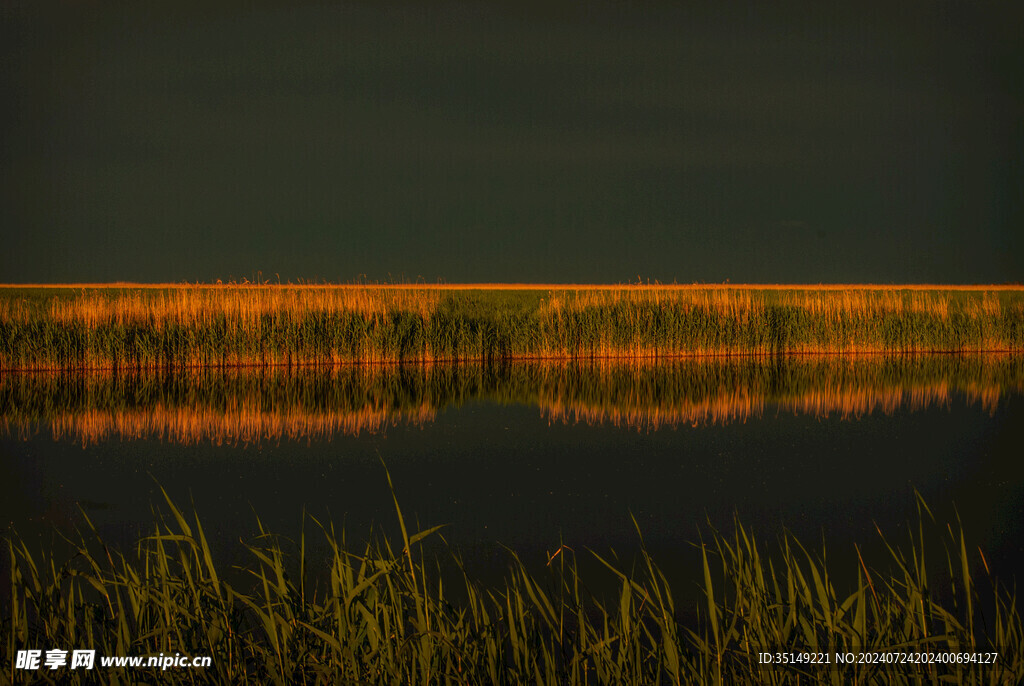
(2, 354, 1021, 445)
(540, 355, 1019, 429)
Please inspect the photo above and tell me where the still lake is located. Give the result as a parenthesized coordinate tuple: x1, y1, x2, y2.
(2, 354, 1023, 599)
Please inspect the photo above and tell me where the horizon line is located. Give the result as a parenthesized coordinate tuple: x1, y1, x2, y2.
(1, 282, 1023, 291)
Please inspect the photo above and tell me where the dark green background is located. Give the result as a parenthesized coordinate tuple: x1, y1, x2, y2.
(2, 1, 1022, 283)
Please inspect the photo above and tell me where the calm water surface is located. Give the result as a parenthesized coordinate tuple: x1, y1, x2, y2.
(2, 355, 1023, 595)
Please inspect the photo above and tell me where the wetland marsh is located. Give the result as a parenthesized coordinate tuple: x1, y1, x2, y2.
(2, 286, 1023, 683)
(2, 284, 1022, 370)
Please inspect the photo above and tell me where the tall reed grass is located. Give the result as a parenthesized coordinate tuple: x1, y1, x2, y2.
(3, 485, 1020, 684)
(2, 286, 1022, 370)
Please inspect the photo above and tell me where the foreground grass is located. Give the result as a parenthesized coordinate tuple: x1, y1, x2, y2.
(1, 285, 1023, 370)
(3, 486, 1021, 685)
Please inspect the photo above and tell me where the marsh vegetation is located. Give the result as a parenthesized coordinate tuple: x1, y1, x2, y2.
(3, 285, 1022, 684)
(4, 487, 1021, 685)
(2, 285, 1022, 370)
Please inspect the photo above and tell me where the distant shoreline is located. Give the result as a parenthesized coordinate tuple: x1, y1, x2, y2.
(3, 285, 1023, 371)
(2, 282, 1023, 290)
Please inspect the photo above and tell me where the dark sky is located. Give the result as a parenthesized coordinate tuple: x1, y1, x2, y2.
(2, 1, 1022, 284)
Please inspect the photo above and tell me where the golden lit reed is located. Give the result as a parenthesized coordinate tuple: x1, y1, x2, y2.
(3, 284, 1022, 371)
(542, 286, 1006, 320)
(46, 285, 442, 327)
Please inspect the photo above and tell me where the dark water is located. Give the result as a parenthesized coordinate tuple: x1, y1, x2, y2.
(2, 354, 1023, 599)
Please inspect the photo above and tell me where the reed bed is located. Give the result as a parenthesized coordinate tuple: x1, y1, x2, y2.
(3, 486, 1021, 685)
(3, 355, 1021, 443)
(2, 286, 1023, 370)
